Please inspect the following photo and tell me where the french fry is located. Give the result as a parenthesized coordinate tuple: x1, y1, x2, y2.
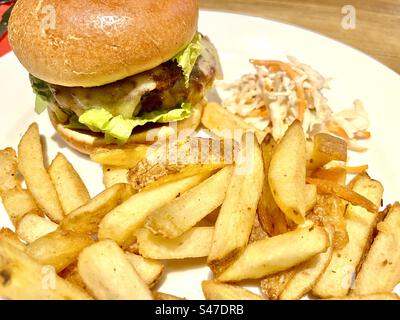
(145, 166, 232, 238)
(307, 177, 378, 213)
(0, 228, 26, 251)
(208, 134, 264, 274)
(135, 227, 214, 259)
(17, 123, 64, 222)
(0, 240, 92, 300)
(0, 148, 19, 194)
(125, 253, 164, 288)
(90, 145, 149, 168)
(1, 187, 42, 225)
(307, 133, 347, 171)
(312, 173, 384, 298)
(217, 225, 329, 282)
(311, 167, 347, 185)
(249, 215, 269, 243)
(326, 293, 399, 300)
(103, 166, 128, 188)
(353, 202, 400, 295)
(201, 102, 266, 143)
(268, 120, 311, 224)
(202, 281, 264, 300)
(153, 292, 185, 300)
(48, 153, 90, 214)
(279, 226, 335, 300)
(98, 173, 211, 247)
(16, 213, 58, 244)
(60, 183, 134, 235)
(78, 240, 153, 300)
(260, 270, 296, 300)
(59, 262, 87, 291)
(257, 134, 289, 236)
(26, 229, 94, 272)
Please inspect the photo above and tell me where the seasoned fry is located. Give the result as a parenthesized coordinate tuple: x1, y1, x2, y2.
(279, 226, 335, 300)
(103, 166, 128, 188)
(0, 148, 19, 194)
(145, 166, 232, 238)
(59, 262, 87, 291)
(0, 240, 92, 300)
(307, 177, 378, 213)
(17, 123, 64, 222)
(217, 225, 329, 282)
(249, 215, 269, 243)
(257, 134, 288, 236)
(60, 183, 134, 235)
(78, 240, 153, 300)
(26, 229, 94, 272)
(98, 173, 211, 247)
(0, 228, 26, 251)
(48, 153, 90, 214)
(90, 144, 149, 168)
(125, 253, 164, 288)
(1, 187, 42, 224)
(312, 174, 384, 298)
(326, 293, 399, 300)
(307, 133, 347, 171)
(208, 134, 264, 274)
(353, 202, 400, 295)
(269, 120, 311, 224)
(202, 281, 264, 300)
(260, 270, 296, 300)
(135, 227, 214, 259)
(16, 213, 58, 244)
(201, 102, 266, 143)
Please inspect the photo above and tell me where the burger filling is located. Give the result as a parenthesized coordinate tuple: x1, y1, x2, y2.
(31, 34, 222, 144)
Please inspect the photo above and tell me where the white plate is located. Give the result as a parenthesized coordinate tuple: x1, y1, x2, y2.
(0, 10, 399, 300)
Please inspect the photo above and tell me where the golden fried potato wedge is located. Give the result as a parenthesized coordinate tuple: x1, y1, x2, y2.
(18, 123, 64, 222)
(1, 187, 42, 224)
(90, 145, 149, 168)
(16, 213, 58, 244)
(0, 148, 19, 194)
(60, 183, 134, 235)
(208, 134, 264, 274)
(217, 225, 329, 282)
(0, 240, 91, 300)
(202, 280, 264, 300)
(145, 166, 232, 238)
(260, 270, 296, 300)
(78, 240, 153, 300)
(201, 102, 266, 143)
(353, 202, 400, 295)
(312, 174, 384, 298)
(0, 228, 26, 251)
(307, 133, 347, 171)
(26, 229, 94, 272)
(98, 173, 211, 247)
(257, 134, 289, 236)
(103, 166, 128, 188)
(268, 120, 310, 224)
(48, 153, 90, 214)
(125, 253, 164, 288)
(135, 227, 214, 259)
(311, 167, 347, 185)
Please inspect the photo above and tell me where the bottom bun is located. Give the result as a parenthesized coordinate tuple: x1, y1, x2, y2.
(48, 101, 205, 155)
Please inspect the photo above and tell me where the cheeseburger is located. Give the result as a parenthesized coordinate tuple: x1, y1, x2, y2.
(8, 0, 222, 153)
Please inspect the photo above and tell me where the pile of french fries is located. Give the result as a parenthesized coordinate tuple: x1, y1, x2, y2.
(0, 102, 399, 300)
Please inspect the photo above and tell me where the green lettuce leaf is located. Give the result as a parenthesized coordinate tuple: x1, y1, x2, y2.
(173, 33, 203, 87)
(78, 103, 192, 144)
(30, 75, 53, 114)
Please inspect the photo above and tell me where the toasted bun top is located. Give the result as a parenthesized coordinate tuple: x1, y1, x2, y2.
(8, 0, 198, 87)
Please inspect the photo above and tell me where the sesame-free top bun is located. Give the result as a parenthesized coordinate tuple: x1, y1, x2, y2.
(48, 101, 204, 154)
(8, 0, 198, 87)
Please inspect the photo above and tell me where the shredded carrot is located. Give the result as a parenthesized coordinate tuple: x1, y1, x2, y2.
(250, 59, 307, 122)
(343, 165, 369, 173)
(354, 131, 371, 140)
(327, 121, 350, 140)
(248, 108, 270, 118)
